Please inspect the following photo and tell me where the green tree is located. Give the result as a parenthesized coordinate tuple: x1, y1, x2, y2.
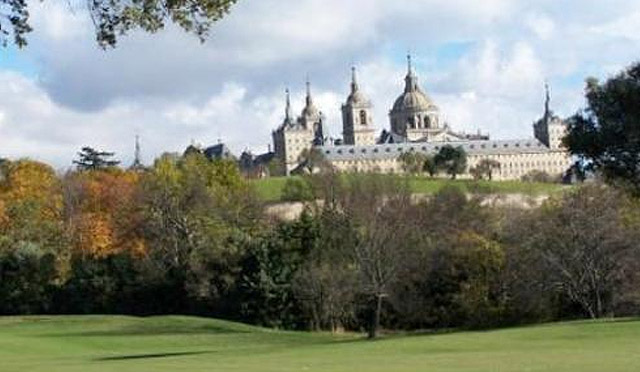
(564, 62, 640, 194)
(73, 147, 121, 171)
(423, 155, 438, 178)
(281, 177, 314, 202)
(296, 148, 331, 175)
(1, 0, 238, 48)
(470, 159, 501, 181)
(511, 185, 639, 319)
(399, 152, 426, 175)
(435, 145, 467, 179)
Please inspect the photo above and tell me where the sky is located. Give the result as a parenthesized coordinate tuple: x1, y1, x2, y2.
(1, 0, 640, 168)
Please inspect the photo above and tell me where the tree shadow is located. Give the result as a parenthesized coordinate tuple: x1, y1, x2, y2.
(94, 350, 214, 361)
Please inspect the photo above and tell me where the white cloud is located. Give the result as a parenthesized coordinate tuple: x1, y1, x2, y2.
(526, 13, 556, 40)
(590, 11, 640, 41)
(2, 0, 640, 166)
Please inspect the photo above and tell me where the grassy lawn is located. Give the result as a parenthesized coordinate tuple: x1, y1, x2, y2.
(1, 316, 639, 372)
(252, 176, 567, 202)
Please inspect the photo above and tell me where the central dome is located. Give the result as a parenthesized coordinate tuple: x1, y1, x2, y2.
(391, 55, 438, 113)
(392, 90, 435, 112)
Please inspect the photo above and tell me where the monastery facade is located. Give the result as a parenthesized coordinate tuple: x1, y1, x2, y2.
(272, 56, 571, 180)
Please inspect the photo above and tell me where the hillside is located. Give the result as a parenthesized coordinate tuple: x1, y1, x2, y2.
(1, 316, 639, 372)
(252, 176, 567, 203)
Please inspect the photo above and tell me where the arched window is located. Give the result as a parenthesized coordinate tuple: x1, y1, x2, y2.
(360, 110, 367, 125)
(424, 116, 431, 128)
(408, 116, 416, 129)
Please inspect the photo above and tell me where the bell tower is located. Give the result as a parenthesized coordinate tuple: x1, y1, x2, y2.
(342, 67, 376, 146)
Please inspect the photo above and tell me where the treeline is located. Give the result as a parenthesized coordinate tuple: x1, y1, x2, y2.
(1, 155, 640, 337)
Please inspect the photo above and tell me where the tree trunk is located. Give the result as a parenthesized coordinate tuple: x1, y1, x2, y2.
(368, 294, 383, 339)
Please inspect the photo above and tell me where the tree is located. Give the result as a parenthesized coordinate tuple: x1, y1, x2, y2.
(73, 147, 120, 171)
(281, 177, 314, 202)
(296, 148, 331, 175)
(423, 155, 438, 178)
(0, 160, 65, 256)
(434, 145, 467, 179)
(564, 62, 640, 194)
(338, 174, 414, 338)
(471, 159, 501, 181)
(511, 185, 639, 319)
(399, 152, 426, 175)
(1, 0, 238, 48)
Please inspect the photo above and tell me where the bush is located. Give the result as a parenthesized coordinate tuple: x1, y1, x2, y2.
(281, 177, 314, 202)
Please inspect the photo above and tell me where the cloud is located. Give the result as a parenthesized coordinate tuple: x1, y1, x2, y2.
(2, 0, 640, 166)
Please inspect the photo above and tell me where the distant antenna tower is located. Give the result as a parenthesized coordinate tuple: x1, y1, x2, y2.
(132, 134, 143, 169)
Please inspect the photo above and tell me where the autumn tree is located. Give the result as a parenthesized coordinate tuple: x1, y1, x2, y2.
(1, 0, 238, 48)
(0, 160, 64, 254)
(62, 169, 143, 258)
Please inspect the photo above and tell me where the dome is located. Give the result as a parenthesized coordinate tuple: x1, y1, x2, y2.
(301, 104, 320, 118)
(347, 90, 370, 106)
(392, 90, 436, 112)
(345, 67, 371, 107)
(391, 54, 438, 113)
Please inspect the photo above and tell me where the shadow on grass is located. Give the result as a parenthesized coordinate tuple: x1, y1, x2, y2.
(94, 351, 214, 361)
(44, 325, 251, 338)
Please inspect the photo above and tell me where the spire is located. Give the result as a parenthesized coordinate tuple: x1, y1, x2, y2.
(404, 53, 418, 93)
(305, 78, 313, 106)
(284, 88, 293, 121)
(544, 81, 551, 120)
(351, 66, 359, 93)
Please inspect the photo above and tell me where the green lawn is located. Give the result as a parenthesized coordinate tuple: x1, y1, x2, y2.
(252, 176, 567, 202)
(1, 316, 639, 372)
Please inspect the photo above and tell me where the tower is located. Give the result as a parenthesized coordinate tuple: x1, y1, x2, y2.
(534, 83, 567, 150)
(389, 54, 440, 141)
(131, 134, 144, 170)
(342, 66, 376, 146)
(272, 85, 317, 175)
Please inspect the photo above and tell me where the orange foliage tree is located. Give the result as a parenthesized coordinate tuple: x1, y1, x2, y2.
(63, 169, 145, 258)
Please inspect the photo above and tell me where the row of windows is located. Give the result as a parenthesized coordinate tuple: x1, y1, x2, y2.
(326, 142, 547, 156)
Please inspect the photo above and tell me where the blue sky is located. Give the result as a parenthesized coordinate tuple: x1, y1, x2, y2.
(1, 0, 640, 167)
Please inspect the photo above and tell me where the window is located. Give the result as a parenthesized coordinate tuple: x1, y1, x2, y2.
(424, 116, 431, 128)
(360, 110, 367, 126)
(349, 149, 355, 154)
(386, 148, 391, 153)
(337, 150, 343, 154)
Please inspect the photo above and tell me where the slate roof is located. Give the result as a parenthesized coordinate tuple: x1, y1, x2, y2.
(318, 139, 554, 161)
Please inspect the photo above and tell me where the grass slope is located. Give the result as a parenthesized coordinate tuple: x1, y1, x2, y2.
(253, 176, 566, 202)
(1, 316, 639, 372)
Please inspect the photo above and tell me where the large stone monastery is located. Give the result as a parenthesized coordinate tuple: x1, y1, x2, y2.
(271, 56, 571, 180)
